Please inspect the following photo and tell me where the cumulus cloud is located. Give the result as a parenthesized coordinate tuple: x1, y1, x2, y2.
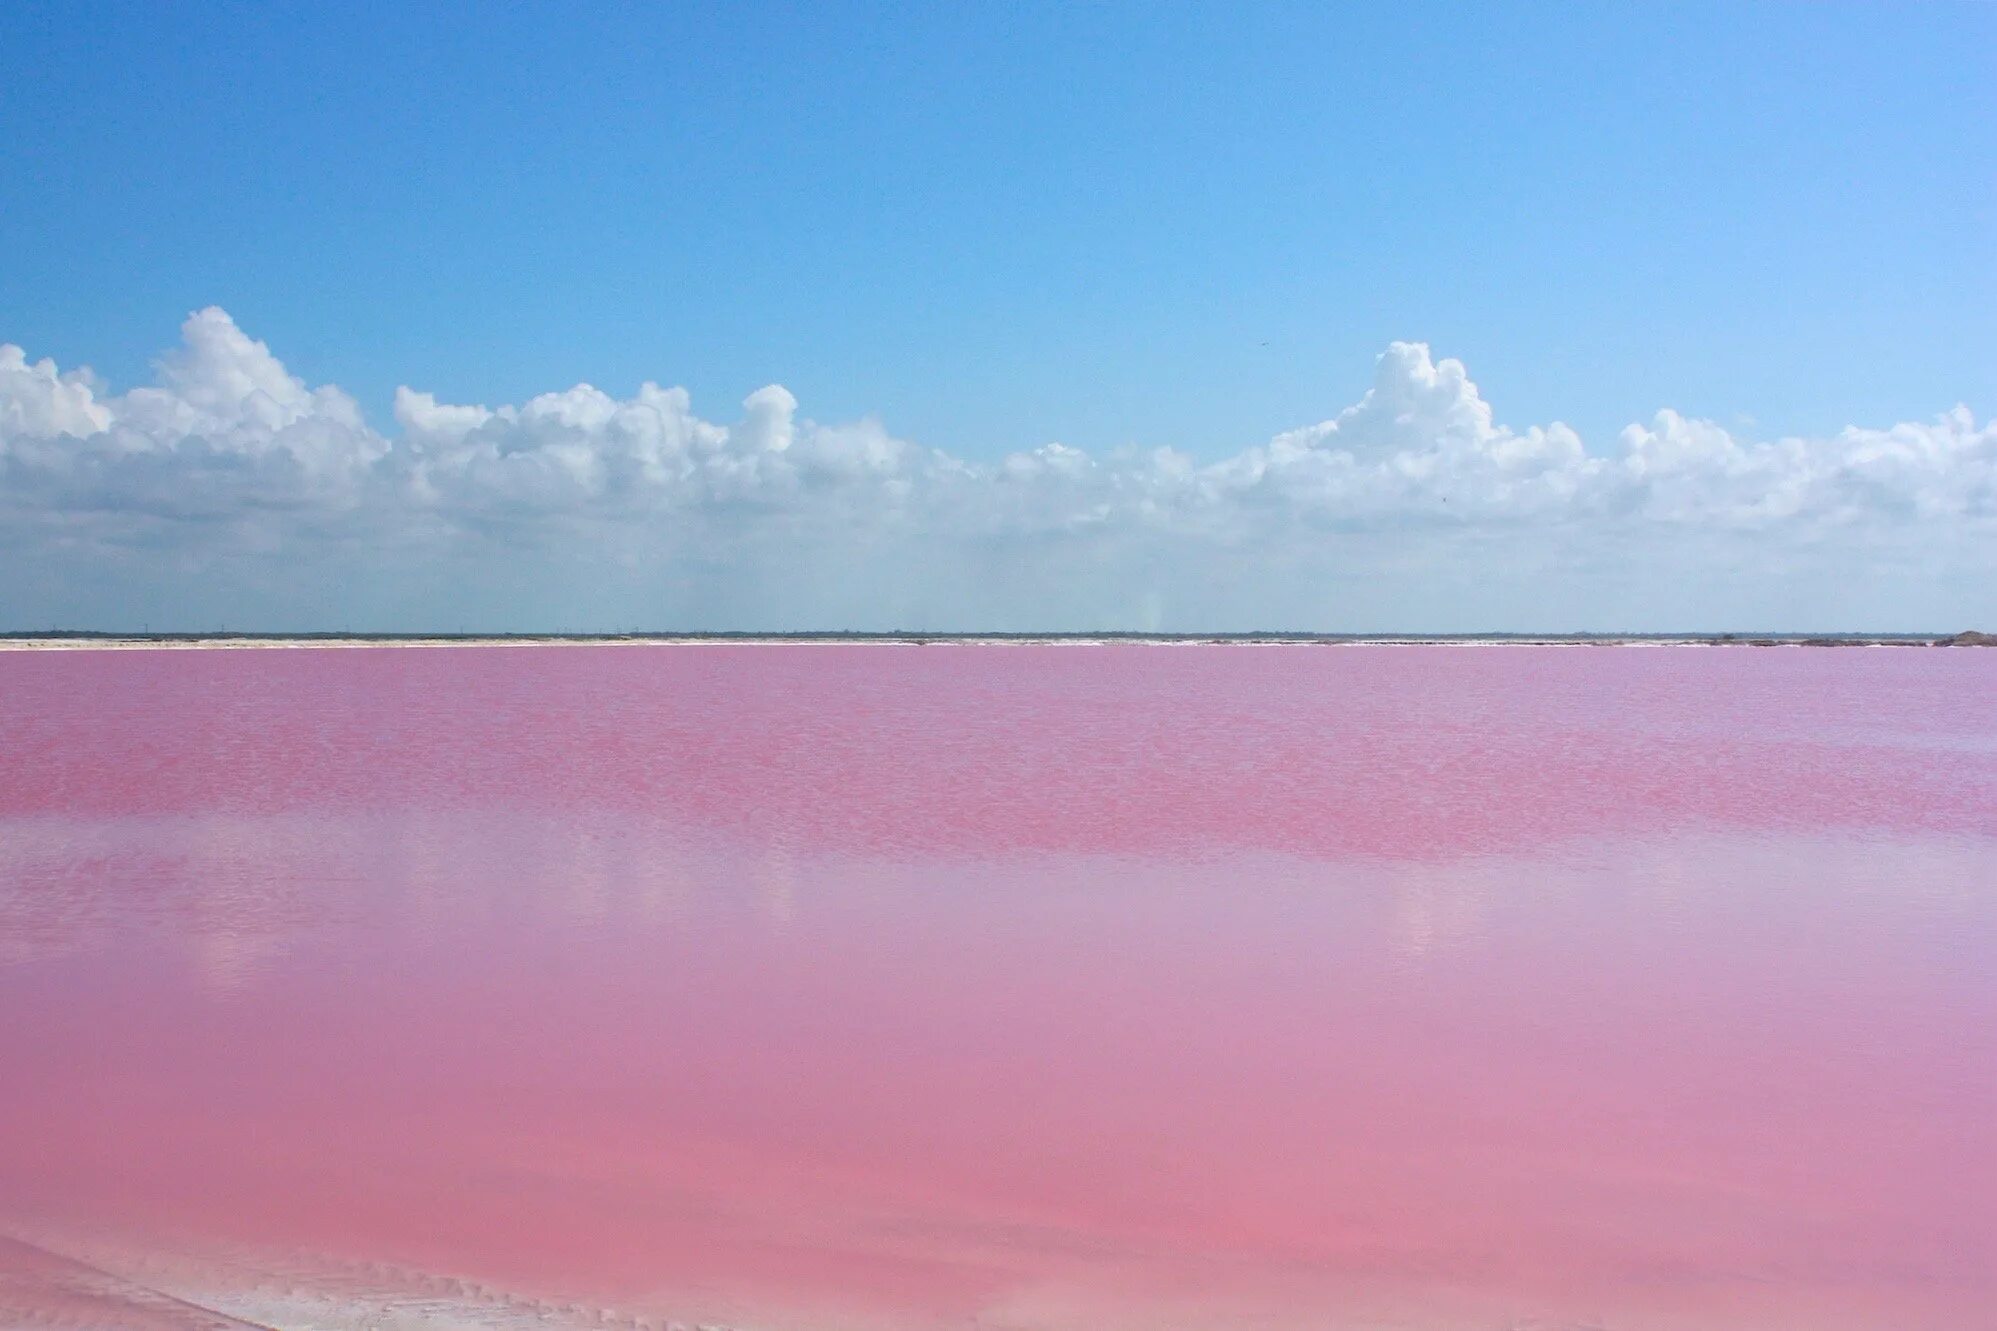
(1, 309, 1991, 631)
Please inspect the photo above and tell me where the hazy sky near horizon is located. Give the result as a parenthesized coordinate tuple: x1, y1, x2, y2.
(3, 2, 1993, 631)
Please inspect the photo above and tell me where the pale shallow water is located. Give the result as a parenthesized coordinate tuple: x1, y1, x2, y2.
(0, 645, 1992, 1331)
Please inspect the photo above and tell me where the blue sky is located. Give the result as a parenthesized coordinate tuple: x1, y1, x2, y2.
(2, 2, 1993, 630)
(8, 2, 1991, 454)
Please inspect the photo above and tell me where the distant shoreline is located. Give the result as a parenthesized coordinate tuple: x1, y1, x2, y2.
(2, 631, 1988, 650)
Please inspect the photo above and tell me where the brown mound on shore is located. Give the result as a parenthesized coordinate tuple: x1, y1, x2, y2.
(1937, 630, 1997, 646)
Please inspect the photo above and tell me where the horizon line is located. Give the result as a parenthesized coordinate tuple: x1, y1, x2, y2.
(4, 629, 1990, 647)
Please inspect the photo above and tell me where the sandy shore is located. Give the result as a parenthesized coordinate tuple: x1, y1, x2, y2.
(0, 1229, 743, 1331)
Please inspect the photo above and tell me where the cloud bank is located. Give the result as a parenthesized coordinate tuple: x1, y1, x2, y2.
(3, 309, 1992, 631)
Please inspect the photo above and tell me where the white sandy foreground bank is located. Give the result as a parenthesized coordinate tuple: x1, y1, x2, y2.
(0, 1230, 754, 1331)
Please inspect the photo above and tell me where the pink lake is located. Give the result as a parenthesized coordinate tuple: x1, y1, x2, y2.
(1, 644, 1992, 1331)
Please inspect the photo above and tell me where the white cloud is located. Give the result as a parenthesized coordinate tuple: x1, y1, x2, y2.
(1, 308, 1991, 630)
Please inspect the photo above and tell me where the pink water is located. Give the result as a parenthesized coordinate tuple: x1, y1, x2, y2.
(1, 645, 1992, 1330)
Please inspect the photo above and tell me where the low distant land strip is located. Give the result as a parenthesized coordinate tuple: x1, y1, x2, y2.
(3, 630, 1993, 649)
